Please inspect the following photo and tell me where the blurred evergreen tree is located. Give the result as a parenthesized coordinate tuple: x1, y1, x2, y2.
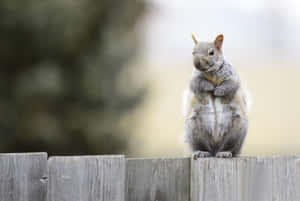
(0, 0, 146, 155)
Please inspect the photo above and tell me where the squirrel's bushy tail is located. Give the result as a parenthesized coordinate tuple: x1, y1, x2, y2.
(182, 88, 192, 118)
(239, 83, 252, 116)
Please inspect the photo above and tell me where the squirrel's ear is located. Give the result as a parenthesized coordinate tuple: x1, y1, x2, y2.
(191, 33, 198, 44)
(214, 34, 224, 50)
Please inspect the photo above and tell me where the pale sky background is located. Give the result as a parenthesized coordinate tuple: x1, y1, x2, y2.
(143, 0, 300, 65)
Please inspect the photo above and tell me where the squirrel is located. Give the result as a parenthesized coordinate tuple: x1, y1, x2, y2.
(182, 33, 249, 159)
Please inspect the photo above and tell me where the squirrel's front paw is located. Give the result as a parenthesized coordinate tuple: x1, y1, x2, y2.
(214, 88, 225, 97)
(201, 81, 214, 92)
(190, 79, 214, 95)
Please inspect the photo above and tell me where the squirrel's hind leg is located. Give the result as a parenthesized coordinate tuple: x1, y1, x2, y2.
(220, 116, 248, 157)
(215, 151, 232, 158)
(188, 138, 213, 160)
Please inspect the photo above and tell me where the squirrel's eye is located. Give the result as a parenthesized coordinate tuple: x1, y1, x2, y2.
(208, 50, 214, 56)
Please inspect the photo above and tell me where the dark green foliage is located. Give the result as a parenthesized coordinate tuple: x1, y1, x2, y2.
(0, 0, 146, 155)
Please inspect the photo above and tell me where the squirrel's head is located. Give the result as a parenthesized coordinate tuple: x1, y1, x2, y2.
(192, 34, 224, 72)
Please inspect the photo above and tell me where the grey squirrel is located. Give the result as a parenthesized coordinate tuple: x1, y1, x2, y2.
(183, 34, 249, 159)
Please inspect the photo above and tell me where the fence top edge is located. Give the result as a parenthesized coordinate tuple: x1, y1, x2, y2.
(0, 153, 299, 160)
(189, 156, 300, 161)
(127, 156, 300, 161)
(48, 154, 125, 161)
(241, 155, 300, 159)
(0, 152, 47, 157)
(126, 157, 190, 161)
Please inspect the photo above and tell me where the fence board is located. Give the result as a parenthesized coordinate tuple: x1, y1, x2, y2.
(191, 157, 300, 201)
(126, 158, 190, 201)
(0, 153, 298, 201)
(47, 155, 125, 201)
(272, 157, 300, 200)
(0, 152, 48, 201)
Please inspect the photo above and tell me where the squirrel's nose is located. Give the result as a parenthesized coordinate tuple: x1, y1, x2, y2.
(194, 60, 201, 69)
(200, 58, 208, 65)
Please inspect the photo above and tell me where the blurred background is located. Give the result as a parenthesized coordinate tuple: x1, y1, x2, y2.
(1, 0, 300, 157)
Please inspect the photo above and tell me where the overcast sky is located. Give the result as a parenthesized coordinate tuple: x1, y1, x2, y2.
(143, 0, 300, 64)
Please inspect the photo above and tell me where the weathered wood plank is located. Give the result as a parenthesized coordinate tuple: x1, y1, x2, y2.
(0, 152, 48, 201)
(47, 155, 125, 201)
(191, 157, 300, 201)
(272, 157, 300, 200)
(126, 158, 190, 201)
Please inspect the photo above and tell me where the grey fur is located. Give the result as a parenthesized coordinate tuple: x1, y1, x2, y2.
(184, 35, 249, 159)
(190, 61, 240, 101)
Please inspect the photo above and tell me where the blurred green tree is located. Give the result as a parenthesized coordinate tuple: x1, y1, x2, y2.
(0, 0, 146, 155)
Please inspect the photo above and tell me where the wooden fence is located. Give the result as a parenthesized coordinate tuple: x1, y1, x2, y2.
(0, 153, 300, 201)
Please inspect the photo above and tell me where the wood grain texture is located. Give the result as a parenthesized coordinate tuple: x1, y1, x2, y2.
(272, 157, 300, 200)
(47, 155, 125, 201)
(191, 157, 300, 201)
(0, 152, 48, 201)
(126, 158, 190, 201)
